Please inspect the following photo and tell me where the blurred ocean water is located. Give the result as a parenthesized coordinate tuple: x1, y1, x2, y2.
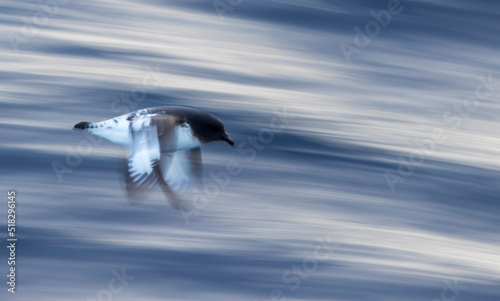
(1, 0, 500, 300)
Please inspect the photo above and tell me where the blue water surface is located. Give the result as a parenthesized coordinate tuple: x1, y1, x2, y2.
(1, 0, 499, 300)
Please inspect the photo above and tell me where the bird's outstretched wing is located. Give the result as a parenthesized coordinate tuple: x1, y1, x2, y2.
(157, 147, 203, 210)
(124, 114, 203, 210)
(125, 114, 177, 204)
(124, 114, 164, 204)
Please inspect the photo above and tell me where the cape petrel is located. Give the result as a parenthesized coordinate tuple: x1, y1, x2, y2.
(74, 106, 234, 210)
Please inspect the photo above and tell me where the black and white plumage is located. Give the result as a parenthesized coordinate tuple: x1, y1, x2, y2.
(73, 106, 234, 209)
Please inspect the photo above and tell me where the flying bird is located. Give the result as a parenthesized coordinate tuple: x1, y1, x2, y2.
(73, 106, 234, 210)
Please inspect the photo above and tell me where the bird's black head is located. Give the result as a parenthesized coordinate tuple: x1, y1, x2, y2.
(181, 110, 234, 146)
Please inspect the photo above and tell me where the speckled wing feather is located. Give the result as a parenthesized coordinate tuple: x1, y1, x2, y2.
(124, 113, 177, 204)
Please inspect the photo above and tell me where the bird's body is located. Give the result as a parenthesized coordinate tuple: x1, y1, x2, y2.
(74, 106, 234, 209)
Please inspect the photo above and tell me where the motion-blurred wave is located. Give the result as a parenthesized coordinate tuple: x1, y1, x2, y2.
(1, 0, 499, 300)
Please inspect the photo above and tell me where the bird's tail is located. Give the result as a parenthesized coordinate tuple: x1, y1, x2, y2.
(73, 117, 130, 146)
(73, 121, 93, 130)
(73, 119, 117, 131)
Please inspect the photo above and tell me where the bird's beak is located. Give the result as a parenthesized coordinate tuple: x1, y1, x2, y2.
(220, 132, 234, 147)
